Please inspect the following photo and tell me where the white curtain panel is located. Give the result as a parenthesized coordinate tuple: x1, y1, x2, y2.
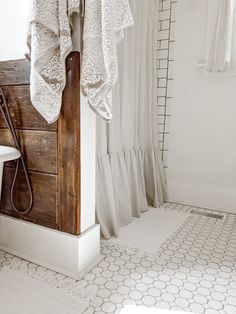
(207, 0, 236, 72)
(229, 0, 236, 68)
(96, 0, 167, 239)
(207, 0, 230, 72)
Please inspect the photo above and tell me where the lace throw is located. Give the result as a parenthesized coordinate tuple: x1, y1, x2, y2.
(81, 0, 133, 121)
(26, 0, 80, 124)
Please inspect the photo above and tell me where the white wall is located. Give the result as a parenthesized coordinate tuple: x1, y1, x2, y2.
(0, 0, 30, 61)
(167, 0, 236, 213)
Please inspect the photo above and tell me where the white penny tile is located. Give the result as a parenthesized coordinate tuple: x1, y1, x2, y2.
(184, 283, 197, 292)
(142, 295, 156, 306)
(162, 293, 175, 303)
(136, 283, 148, 292)
(1, 202, 236, 314)
(208, 299, 223, 310)
(109, 293, 123, 304)
(211, 291, 225, 301)
(105, 280, 118, 290)
(197, 287, 211, 296)
(157, 301, 171, 309)
(166, 285, 179, 294)
(226, 296, 236, 306)
(154, 280, 167, 289)
(228, 289, 236, 297)
(205, 309, 220, 314)
(175, 297, 189, 308)
(224, 304, 236, 314)
(97, 288, 111, 298)
(101, 302, 116, 313)
(129, 291, 143, 300)
(148, 287, 161, 297)
(190, 302, 205, 313)
(193, 294, 208, 305)
(117, 286, 130, 295)
(179, 290, 193, 299)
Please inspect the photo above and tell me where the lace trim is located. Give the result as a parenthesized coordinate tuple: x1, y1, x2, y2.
(26, 0, 80, 124)
(81, 0, 133, 121)
(27, 0, 133, 123)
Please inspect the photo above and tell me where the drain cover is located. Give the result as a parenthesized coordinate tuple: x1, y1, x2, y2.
(190, 209, 225, 220)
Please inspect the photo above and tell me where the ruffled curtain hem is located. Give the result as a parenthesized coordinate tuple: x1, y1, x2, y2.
(96, 145, 167, 239)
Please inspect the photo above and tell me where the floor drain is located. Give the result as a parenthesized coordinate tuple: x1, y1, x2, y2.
(190, 209, 225, 220)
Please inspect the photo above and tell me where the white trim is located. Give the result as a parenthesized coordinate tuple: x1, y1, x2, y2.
(80, 92, 96, 233)
(0, 214, 101, 279)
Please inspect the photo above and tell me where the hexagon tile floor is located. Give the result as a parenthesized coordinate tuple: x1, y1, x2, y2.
(1, 202, 236, 314)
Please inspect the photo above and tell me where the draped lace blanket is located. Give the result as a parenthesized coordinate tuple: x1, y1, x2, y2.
(26, 0, 80, 124)
(27, 0, 133, 123)
(81, 0, 133, 121)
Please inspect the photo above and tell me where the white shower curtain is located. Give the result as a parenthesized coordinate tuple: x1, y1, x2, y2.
(96, 0, 167, 239)
(230, 0, 236, 68)
(207, 0, 236, 72)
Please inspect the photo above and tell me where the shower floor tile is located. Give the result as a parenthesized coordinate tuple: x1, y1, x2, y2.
(1, 203, 236, 314)
(84, 203, 236, 314)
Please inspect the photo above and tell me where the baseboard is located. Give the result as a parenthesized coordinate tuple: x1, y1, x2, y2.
(0, 214, 101, 279)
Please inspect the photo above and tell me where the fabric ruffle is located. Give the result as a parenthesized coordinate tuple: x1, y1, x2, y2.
(96, 146, 167, 239)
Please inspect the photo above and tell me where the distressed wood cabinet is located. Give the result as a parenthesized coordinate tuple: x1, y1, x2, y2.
(0, 52, 81, 235)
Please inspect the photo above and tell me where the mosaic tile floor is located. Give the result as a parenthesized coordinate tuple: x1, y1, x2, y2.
(84, 203, 236, 314)
(0, 203, 236, 314)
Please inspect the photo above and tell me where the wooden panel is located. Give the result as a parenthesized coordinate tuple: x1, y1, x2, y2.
(57, 52, 81, 235)
(0, 129, 57, 174)
(0, 167, 57, 226)
(0, 86, 57, 131)
(0, 54, 82, 235)
(0, 59, 30, 86)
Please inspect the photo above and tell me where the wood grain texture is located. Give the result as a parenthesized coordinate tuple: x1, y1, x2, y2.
(0, 53, 82, 235)
(0, 129, 57, 174)
(57, 52, 81, 235)
(0, 59, 30, 86)
(0, 167, 57, 227)
(0, 86, 57, 131)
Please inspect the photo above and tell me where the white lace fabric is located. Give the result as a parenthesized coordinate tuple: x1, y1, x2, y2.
(81, 0, 133, 121)
(26, 0, 80, 124)
(27, 0, 133, 123)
